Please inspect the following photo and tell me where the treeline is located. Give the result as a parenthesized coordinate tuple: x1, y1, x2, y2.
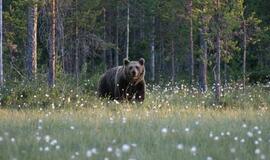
(1, 0, 270, 98)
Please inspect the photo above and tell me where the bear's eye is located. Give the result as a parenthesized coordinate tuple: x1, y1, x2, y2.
(129, 67, 132, 70)
(135, 66, 139, 70)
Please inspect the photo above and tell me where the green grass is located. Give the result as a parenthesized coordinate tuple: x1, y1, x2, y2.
(0, 107, 270, 160)
(0, 82, 270, 160)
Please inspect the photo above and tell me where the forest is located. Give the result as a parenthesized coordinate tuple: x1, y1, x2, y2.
(1, 0, 270, 90)
(0, 0, 270, 160)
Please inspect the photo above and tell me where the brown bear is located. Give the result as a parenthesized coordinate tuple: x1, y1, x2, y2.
(98, 58, 146, 102)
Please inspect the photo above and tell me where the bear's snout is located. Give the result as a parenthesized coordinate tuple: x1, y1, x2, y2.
(132, 70, 136, 76)
(130, 69, 139, 78)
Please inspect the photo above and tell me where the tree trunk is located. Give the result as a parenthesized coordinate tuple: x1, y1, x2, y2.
(215, 0, 221, 103)
(103, 8, 107, 70)
(140, 11, 145, 40)
(48, 0, 56, 87)
(150, 16, 155, 82)
(224, 63, 227, 86)
(27, 2, 38, 79)
(157, 27, 164, 83)
(58, 8, 65, 73)
(215, 32, 221, 102)
(199, 17, 208, 93)
(243, 19, 247, 90)
(171, 39, 175, 83)
(0, 0, 3, 86)
(107, 20, 113, 69)
(189, 0, 194, 85)
(115, 4, 119, 67)
(75, 0, 79, 87)
(126, 0, 130, 59)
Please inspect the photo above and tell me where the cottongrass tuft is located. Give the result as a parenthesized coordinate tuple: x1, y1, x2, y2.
(122, 144, 131, 152)
(161, 128, 168, 134)
(86, 150, 92, 158)
(230, 148, 236, 153)
(190, 146, 197, 155)
(206, 156, 213, 160)
(70, 126, 75, 130)
(176, 144, 184, 150)
(107, 146, 113, 152)
(247, 131, 253, 137)
(255, 148, 261, 154)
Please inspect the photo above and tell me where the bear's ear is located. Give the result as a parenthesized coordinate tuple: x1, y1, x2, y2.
(123, 58, 130, 66)
(139, 58, 145, 65)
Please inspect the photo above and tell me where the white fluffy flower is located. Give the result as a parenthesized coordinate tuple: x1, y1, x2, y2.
(177, 144, 184, 150)
(206, 156, 213, 160)
(107, 146, 113, 152)
(230, 148, 236, 153)
(161, 128, 168, 134)
(86, 150, 92, 157)
(122, 144, 130, 152)
(190, 146, 197, 155)
(247, 131, 253, 137)
(255, 148, 261, 154)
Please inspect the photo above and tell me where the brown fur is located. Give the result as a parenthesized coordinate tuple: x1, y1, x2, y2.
(98, 58, 146, 102)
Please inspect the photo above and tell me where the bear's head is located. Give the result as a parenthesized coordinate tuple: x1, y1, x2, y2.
(124, 58, 145, 83)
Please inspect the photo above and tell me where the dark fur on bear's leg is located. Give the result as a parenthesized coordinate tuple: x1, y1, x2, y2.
(97, 74, 109, 98)
(98, 58, 146, 102)
(126, 81, 145, 102)
(135, 81, 145, 102)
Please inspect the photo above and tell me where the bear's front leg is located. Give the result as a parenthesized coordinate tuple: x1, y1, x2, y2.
(126, 88, 134, 101)
(135, 82, 145, 102)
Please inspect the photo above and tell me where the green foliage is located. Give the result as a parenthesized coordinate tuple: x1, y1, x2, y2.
(0, 71, 103, 109)
(1, 0, 270, 86)
(3, 0, 27, 48)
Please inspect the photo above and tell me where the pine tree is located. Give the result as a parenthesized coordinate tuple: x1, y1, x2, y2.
(0, 0, 3, 86)
(48, 0, 56, 87)
(27, 1, 38, 79)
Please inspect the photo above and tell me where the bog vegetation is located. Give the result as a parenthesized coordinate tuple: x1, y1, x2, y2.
(0, 0, 270, 159)
(0, 82, 270, 160)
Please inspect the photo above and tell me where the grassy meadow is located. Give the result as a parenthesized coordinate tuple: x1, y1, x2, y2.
(0, 81, 270, 160)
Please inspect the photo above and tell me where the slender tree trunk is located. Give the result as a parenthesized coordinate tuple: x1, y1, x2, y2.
(150, 16, 155, 82)
(215, 32, 221, 102)
(243, 19, 247, 90)
(103, 8, 107, 70)
(199, 22, 208, 93)
(159, 36, 164, 82)
(189, 0, 194, 85)
(56, 2, 64, 73)
(157, 24, 163, 83)
(140, 11, 145, 40)
(132, 26, 136, 46)
(115, 5, 119, 67)
(27, 2, 38, 79)
(58, 10, 65, 73)
(75, 0, 79, 87)
(0, 0, 2, 86)
(126, 0, 130, 59)
(82, 39, 87, 75)
(107, 21, 113, 69)
(48, 0, 56, 87)
(224, 63, 227, 86)
(171, 39, 175, 83)
(215, 0, 221, 102)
